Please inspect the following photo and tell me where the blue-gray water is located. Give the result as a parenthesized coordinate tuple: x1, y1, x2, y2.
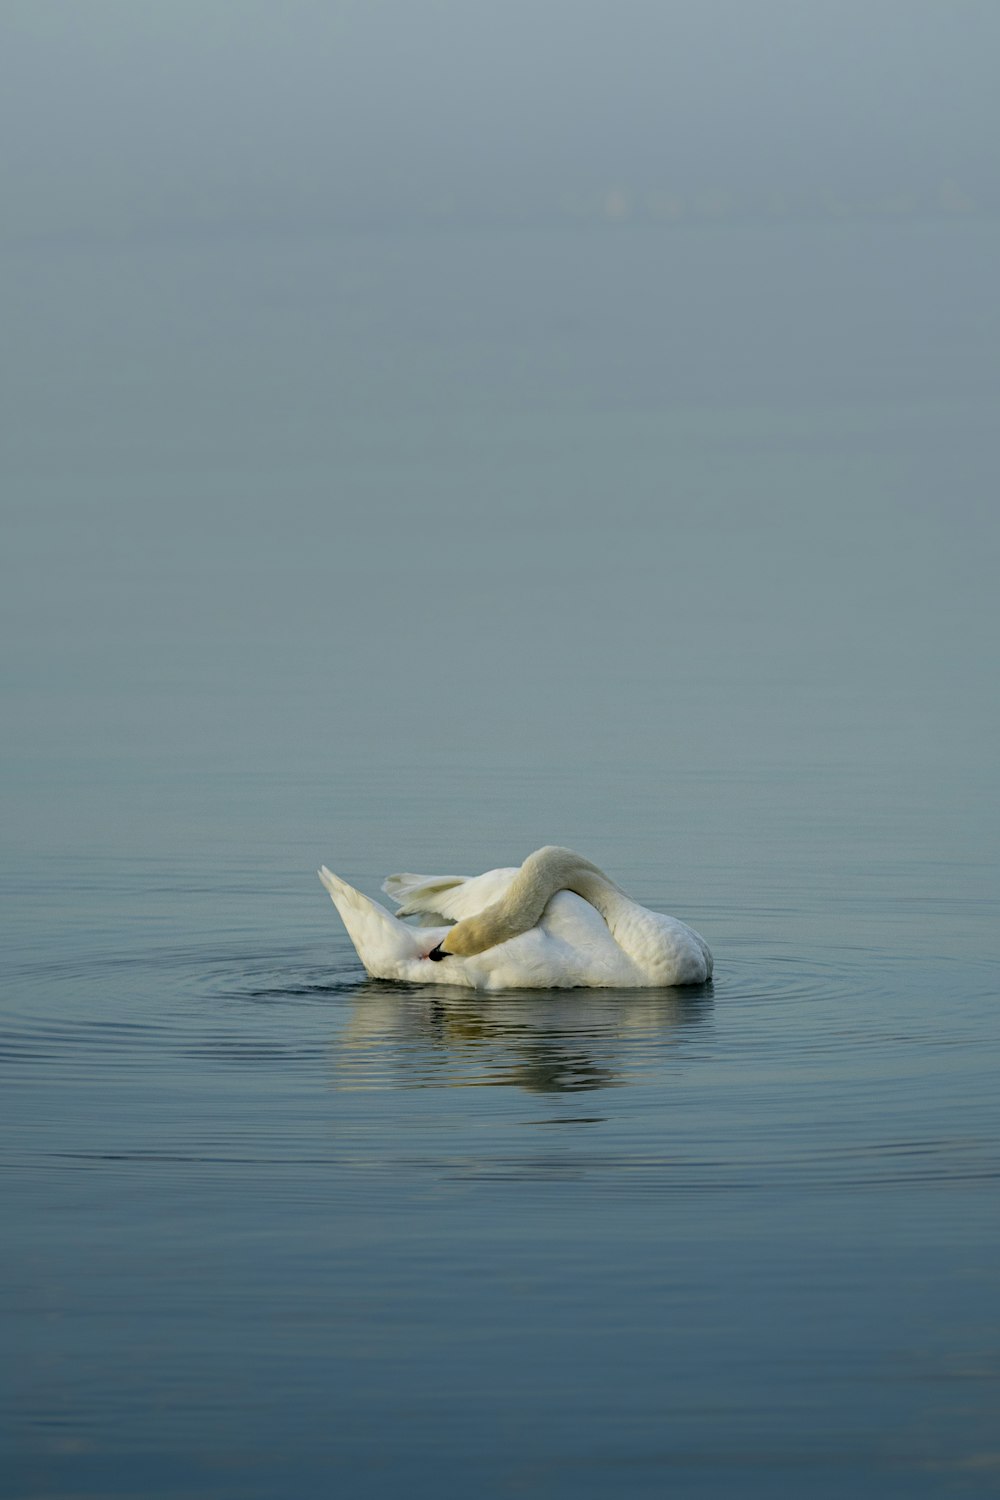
(3, 221, 999, 1497)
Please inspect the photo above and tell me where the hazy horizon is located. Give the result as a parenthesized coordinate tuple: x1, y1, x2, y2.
(2, 1, 999, 244)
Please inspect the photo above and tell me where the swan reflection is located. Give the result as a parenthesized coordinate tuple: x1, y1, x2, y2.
(332, 981, 713, 1095)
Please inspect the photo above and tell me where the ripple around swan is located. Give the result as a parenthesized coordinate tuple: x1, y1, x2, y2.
(3, 936, 998, 1202)
(3, 934, 997, 1066)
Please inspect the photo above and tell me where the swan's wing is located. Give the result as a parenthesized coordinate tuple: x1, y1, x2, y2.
(381, 866, 518, 922)
(381, 872, 466, 920)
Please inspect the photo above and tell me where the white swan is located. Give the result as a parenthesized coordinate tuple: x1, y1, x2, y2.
(318, 845, 712, 991)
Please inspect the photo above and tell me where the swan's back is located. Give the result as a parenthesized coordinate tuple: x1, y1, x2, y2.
(459, 890, 646, 990)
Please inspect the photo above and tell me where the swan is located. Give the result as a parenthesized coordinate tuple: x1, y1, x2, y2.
(318, 845, 712, 991)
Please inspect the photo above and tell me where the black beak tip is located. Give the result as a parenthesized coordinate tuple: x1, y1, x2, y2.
(427, 944, 449, 962)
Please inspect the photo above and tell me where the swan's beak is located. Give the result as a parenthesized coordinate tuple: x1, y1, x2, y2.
(427, 944, 450, 962)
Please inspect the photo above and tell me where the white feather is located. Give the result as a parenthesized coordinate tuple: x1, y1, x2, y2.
(381, 867, 518, 922)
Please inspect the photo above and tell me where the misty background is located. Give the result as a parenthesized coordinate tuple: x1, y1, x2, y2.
(4, 0, 998, 859)
(3, 0, 999, 240)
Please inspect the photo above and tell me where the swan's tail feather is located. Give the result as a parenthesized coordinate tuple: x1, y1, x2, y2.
(382, 872, 465, 921)
(319, 866, 426, 974)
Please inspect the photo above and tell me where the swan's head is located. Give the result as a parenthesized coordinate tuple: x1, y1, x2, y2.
(431, 913, 504, 959)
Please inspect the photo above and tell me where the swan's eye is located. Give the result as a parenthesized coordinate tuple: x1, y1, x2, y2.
(427, 945, 449, 962)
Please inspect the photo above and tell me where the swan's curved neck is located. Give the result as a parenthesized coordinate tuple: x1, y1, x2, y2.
(441, 846, 626, 957)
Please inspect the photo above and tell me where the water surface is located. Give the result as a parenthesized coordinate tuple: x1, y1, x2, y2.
(3, 221, 999, 1497)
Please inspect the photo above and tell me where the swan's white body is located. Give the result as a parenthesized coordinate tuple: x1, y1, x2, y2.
(318, 846, 712, 991)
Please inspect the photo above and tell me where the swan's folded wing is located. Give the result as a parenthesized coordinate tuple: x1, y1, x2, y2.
(382, 866, 518, 922)
(381, 873, 465, 921)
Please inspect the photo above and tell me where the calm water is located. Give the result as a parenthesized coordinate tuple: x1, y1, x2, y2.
(3, 220, 999, 1496)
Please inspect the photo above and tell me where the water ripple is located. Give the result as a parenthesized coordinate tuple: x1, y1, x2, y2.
(3, 936, 998, 1201)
